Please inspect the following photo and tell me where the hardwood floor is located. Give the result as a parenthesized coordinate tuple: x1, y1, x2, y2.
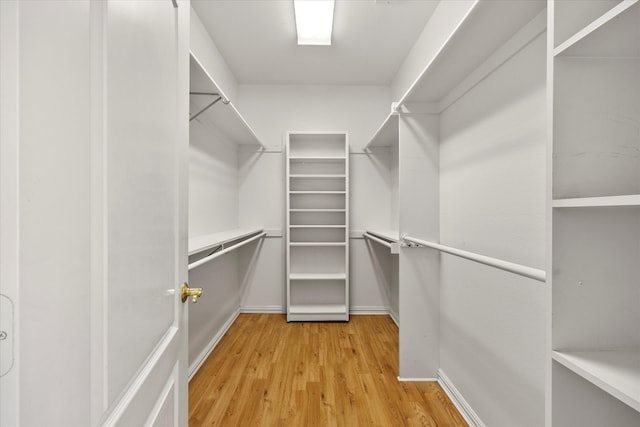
(189, 314, 467, 426)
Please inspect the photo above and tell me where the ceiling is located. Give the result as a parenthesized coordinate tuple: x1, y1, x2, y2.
(191, 0, 440, 86)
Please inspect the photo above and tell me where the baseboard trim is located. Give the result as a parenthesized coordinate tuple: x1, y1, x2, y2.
(188, 309, 240, 381)
(239, 305, 285, 314)
(389, 309, 399, 327)
(397, 376, 438, 382)
(438, 369, 485, 427)
(350, 306, 389, 315)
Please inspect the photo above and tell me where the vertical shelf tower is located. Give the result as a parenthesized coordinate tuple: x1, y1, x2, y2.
(286, 132, 349, 322)
(549, 1, 640, 425)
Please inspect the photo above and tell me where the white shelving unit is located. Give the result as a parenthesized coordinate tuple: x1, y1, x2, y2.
(549, 1, 640, 425)
(286, 132, 349, 322)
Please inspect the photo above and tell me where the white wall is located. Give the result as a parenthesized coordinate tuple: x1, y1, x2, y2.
(189, 119, 239, 236)
(237, 84, 396, 313)
(187, 118, 244, 371)
(438, 33, 547, 427)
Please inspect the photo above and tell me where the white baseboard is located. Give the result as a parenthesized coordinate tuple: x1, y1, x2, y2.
(188, 309, 240, 381)
(397, 376, 438, 382)
(389, 309, 399, 327)
(239, 305, 285, 314)
(350, 306, 389, 315)
(438, 369, 485, 427)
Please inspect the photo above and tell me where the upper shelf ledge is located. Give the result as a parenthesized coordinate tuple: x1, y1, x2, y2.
(189, 54, 265, 148)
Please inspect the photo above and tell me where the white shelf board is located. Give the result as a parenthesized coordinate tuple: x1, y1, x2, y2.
(290, 225, 346, 229)
(553, 350, 640, 412)
(189, 55, 264, 147)
(553, 195, 640, 208)
(289, 209, 345, 212)
(289, 304, 347, 314)
(365, 228, 400, 243)
(290, 174, 346, 178)
(366, 113, 399, 149)
(289, 191, 346, 195)
(289, 273, 346, 281)
(403, 1, 545, 105)
(188, 228, 262, 256)
(289, 156, 346, 162)
(554, 0, 639, 57)
(290, 242, 347, 247)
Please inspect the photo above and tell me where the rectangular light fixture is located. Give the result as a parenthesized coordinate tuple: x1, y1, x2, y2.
(294, 0, 335, 46)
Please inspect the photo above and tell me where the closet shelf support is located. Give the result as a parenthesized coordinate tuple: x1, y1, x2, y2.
(189, 92, 229, 122)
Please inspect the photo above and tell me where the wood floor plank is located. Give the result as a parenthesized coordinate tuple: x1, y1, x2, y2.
(189, 314, 467, 426)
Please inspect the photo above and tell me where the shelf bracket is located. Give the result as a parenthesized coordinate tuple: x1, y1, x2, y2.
(189, 92, 223, 122)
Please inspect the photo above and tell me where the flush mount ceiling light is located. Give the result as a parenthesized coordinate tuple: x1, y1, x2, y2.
(294, 0, 335, 46)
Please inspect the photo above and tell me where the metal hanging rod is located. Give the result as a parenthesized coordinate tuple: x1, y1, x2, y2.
(189, 92, 229, 122)
(402, 234, 546, 283)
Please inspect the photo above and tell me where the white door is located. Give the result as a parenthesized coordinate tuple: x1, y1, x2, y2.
(0, 1, 191, 425)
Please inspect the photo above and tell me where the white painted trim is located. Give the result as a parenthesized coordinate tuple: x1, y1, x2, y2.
(239, 306, 285, 314)
(438, 369, 486, 427)
(389, 309, 399, 328)
(143, 363, 178, 427)
(0, 1, 20, 425)
(350, 306, 390, 315)
(397, 377, 438, 382)
(188, 309, 240, 381)
(103, 327, 180, 427)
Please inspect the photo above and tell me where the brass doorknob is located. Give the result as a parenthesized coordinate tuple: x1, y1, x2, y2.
(181, 283, 203, 303)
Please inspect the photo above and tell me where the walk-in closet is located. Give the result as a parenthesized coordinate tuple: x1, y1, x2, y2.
(1, 0, 638, 426)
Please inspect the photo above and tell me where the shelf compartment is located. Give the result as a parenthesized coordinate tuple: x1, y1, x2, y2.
(289, 193, 345, 210)
(553, 56, 640, 199)
(289, 159, 345, 175)
(553, 207, 640, 351)
(553, 350, 640, 413)
(290, 227, 345, 243)
(290, 210, 345, 226)
(289, 246, 346, 276)
(290, 280, 346, 306)
(290, 176, 345, 192)
(288, 133, 347, 158)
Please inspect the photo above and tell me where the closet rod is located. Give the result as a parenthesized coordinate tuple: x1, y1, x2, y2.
(189, 93, 223, 122)
(188, 231, 266, 271)
(402, 235, 546, 283)
(363, 232, 393, 249)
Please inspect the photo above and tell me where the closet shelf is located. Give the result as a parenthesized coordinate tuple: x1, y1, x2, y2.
(365, 113, 399, 149)
(289, 209, 346, 212)
(552, 350, 640, 412)
(363, 229, 400, 254)
(553, 195, 640, 208)
(289, 304, 347, 314)
(553, 0, 639, 57)
(188, 228, 263, 256)
(289, 273, 346, 281)
(290, 242, 346, 247)
(289, 191, 346, 195)
(289, 156, 346, 162)
(289, 225, 346, 229)
(189, 54, 265, 148)
(290, 174, 346, 178)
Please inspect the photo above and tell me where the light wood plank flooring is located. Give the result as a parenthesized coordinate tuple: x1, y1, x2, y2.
(189, 314, 467, 426)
